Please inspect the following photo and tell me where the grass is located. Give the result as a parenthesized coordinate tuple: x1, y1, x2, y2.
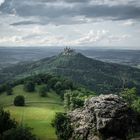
(0, 85, 64, 140)
(0, 85, 62, 106)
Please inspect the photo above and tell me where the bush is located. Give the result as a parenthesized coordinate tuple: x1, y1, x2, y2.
(52, 113, 72, 140)
(0, 108, 17, 135)
(121, 87, 137, 106)
(62, 80, 73, 90)
(2, 126, 37, 140)
(24, 81, 35, 92)
(64, 90, 94, 111)
(38, 85, 48, 97)
(132, 98, 140, 113)
(14, 95, 25, 106)
(48, 77, 58, 89)
(6, 88, 13, 96)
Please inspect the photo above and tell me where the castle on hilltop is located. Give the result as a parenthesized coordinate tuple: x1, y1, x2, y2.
(62, 47, 75, 55)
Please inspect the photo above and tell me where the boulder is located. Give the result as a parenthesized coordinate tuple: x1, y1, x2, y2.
(68, 94, 133, 140)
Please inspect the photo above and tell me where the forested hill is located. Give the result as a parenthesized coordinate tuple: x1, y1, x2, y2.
(0, 49, 140, 93)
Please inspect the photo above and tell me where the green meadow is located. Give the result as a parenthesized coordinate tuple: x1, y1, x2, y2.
(0, 85, 64, 140)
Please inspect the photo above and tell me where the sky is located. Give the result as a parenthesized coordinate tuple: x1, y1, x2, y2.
(0, 0, 140, 49)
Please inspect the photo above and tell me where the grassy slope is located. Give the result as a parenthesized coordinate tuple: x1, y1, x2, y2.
(0, 85, 64, 140)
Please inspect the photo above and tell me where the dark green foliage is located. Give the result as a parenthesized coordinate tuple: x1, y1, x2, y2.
(54, 81, 62, 94)
(0, 74, 75, 101)
(0, 84, 6, 94)
(54, 81, 62, 89)
(62, 80, 73, 90)
(52, 113, 72, 140)
(0, 109, 38, 140)
(120, 88, 140, 138)
(0, 83, 14, 95)
(70, 98, 84, 110)
(0, 108, 17, 135)
(24, 81, 35, 92)
(14, 95, 25, 106)
(132, 99, 140, 113)
(6, 88, 13, 96)
(120, 87, 140, 113)
(121, 87, 137, 106)
(1, 52, 140, 93)
(48, 77, 58, 89)
(38, 85, 48, 97)
(64, 89, 96, 111)
(2, 126, 37, 140)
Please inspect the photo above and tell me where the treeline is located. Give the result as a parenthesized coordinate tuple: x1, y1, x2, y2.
(0, 73, 75, 98)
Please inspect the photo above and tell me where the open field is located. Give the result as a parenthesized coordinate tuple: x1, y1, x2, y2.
(0, 85, 64, 140)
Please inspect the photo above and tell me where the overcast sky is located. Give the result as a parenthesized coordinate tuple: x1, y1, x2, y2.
(0, 0, 140, 49)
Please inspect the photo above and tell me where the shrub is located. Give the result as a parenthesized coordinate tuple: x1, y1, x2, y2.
(52, 113, 72, 140)
(38, 85, 47, 97)
(121, 87, 137, 106)
(0, 108, 17, 135)
(14, 95, 25, 106)
(48, 77, 58, 89)
(24, 81, 35, 92)
(6, 88, 13, 96)
(132, 98, 140, 113)
(2, 126, 37, 140)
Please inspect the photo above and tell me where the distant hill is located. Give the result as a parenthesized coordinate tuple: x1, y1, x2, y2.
(1, 49, 140, 93)
(0, 47, 140, 69)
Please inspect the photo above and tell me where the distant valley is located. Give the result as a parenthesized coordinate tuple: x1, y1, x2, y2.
(1, 47, 140, 94)
(0, 47, 140, 70)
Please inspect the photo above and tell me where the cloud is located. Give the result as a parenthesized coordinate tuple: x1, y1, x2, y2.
(0, 0, 140, 26)
(0, 36, 23, 43)
(108, 34, 130, 42)
(71, 30, 108, 45)
(0, 0, 4, 5)
(0, 29, 132, 46)
(0, 0, 139, 48)
(89, 0, 140, 6)
(0, 29, 108, 45)
(10, 21, 40, 26)
(121, 20, 136, 26)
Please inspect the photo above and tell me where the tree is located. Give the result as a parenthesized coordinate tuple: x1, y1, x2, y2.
(38, 85, 47, 97)
(24, 81, 35, 92)
(132, 99, 140, 113)
(14, 95, 25, 106)
(62, 80, 73, 90)
(52, 113, 72, 140)
(54, 81, 63, 94)
(64, 90, 91, 111)
(2, 126, 37, 140)
(70, 97, 84, 111)
(48, 77, 58, 89)
(120, 87, 140, 113)
(121, 87, 137, 106)
(6, 88, 13, 96)
(64, 92, 71, 111)
(0, 109, 38, 140)
(0, 108, 17, 135)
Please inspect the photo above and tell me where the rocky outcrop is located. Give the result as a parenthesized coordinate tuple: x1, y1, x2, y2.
(68, 94, 137, 140)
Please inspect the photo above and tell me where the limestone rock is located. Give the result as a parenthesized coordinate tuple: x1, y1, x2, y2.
(68, 94, 132, 140)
